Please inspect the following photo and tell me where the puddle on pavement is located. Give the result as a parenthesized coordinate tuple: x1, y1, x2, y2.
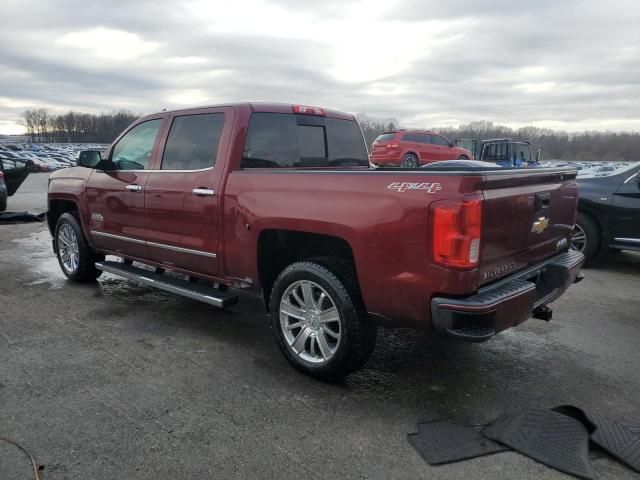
(8, 227, 183, 306)
(9, 227, 68, 289)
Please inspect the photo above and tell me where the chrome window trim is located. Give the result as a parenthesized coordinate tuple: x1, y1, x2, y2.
(623, 171, 639, 183)
(91, 231, 217, 258)
(99, 167, 215, 173)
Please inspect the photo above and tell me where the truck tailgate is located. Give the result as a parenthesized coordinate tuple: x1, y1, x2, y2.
(479, 168, 578, 286)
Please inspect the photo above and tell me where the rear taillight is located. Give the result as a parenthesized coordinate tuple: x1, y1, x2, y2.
(430, 196, 482, 269)
(0, 171, 4, 179)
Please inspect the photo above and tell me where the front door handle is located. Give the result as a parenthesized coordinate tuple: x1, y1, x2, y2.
(192, 188, 215, 197)
(126, 184, 143, 192)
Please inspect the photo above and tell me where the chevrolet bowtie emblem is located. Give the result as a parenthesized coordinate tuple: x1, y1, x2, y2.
(531, 217, 550, 234)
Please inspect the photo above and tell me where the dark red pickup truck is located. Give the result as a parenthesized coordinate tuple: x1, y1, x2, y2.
(47, 103, 584, 379)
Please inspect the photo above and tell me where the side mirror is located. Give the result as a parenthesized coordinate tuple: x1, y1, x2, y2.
(536, 148, 542, 162)
(449, 142, 454, 148)
(78, 150, 102, 168)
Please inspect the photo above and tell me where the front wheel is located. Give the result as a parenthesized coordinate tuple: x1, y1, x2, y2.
(270, 260, 376, 380)
(55, 212, 102, 282)
(571, 212, 600, 262)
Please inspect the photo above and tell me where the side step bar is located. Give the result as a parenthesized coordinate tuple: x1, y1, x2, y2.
(95, 261, 238, 308)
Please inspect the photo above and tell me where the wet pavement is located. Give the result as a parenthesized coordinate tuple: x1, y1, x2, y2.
(1, 174, 639, 479)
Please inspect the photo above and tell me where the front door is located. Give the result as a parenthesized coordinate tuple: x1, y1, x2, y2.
(86, 117, 164, 259)
(144, 107, 233, 277)
(610, 168, 640, 243)
(430, 134, 452, 160)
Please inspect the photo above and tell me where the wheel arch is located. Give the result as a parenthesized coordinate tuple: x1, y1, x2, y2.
(256, 229, 360, 312)
(48, 199, 80, 236)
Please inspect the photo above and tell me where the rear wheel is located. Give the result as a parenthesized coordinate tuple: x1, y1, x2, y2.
(458, 155, 469, 160)
(0, 195, 6, 212)
(55, 213, 102, 282)
(270, 260, 376, 380)
(572, 212, 600, 261)
(401, 153, 419, 168)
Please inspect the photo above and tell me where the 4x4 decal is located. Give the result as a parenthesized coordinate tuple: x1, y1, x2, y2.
(387, 182, 442, 193)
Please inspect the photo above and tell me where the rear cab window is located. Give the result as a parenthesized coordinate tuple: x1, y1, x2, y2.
(242, 113, 369, 168)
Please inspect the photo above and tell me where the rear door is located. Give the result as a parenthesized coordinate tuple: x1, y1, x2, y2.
(144, 107, 234, 276)
(86, 117, 164, 259)
(478, 169, 579, 285)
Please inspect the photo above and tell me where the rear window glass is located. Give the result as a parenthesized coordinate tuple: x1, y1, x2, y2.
(242, 113, 369, 168)
(375, 133, 396, 143)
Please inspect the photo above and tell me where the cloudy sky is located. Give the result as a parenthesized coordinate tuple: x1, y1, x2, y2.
(1, 0, 639, 134)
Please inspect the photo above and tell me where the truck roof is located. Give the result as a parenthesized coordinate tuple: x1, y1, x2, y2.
(151, 102, 355, 121)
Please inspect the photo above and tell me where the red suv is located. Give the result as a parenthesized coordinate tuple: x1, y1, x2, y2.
(370, 130, 473, 167)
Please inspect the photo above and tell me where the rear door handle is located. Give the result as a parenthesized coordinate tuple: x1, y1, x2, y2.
(192, 188, 215, 197)
(126, 184, 142, 192)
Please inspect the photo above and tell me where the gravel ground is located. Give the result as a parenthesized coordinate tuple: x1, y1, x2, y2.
(1, 173, 639, 479)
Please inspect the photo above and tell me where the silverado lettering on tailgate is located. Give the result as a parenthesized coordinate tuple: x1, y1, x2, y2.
(387, 182, 442, 193)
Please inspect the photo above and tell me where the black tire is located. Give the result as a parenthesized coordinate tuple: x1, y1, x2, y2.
(458, 155, 469, 160)
(54, 212, 102, 282)
(0, 195, 6, 212)
(401, 153, 419, 168)
(270, 259, 376, 380)
(123, 258, 133, 266)
(572, 212, 600, 262)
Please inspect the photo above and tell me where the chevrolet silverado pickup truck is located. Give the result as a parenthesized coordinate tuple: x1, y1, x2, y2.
(47, 103, 584, 379)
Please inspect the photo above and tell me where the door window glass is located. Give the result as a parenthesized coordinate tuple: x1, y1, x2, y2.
(111, 119, 162, 170)
(162, 113, 225, 170)
(431, 135, 450, 146)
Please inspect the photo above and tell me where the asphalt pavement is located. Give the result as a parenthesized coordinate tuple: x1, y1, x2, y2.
(1, 173, 639, 479)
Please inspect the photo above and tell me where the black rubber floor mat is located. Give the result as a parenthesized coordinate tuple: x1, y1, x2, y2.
(483, 408, 595, 480)
(0, 212, 45, 224)
(554, 405, 640, 473)
(407, 419, 509, 465)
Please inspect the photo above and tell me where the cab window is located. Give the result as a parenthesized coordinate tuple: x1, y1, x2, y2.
(111, 119, 162, 170)
(162, 113, 225, 170)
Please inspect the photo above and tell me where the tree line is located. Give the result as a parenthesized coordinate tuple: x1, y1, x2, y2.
(20, 109, 640, 161)
(22, 109, 140, 143)
(358, 116, 640, 162)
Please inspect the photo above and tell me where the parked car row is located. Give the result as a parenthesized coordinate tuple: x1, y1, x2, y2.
(0, 142, 108, 172)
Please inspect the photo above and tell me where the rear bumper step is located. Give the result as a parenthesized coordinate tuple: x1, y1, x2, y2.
(432, 249, 584, 342)
(95, 261, 238, 308)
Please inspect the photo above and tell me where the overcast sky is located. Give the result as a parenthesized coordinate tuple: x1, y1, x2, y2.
(1, 0, 639, 134)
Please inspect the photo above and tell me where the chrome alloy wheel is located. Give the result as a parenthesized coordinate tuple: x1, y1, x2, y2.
(279, 280, 342, 364)
(402, 154, 418, 168)
(571, 224, 587, 252)
(57, 223, 80, 273)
